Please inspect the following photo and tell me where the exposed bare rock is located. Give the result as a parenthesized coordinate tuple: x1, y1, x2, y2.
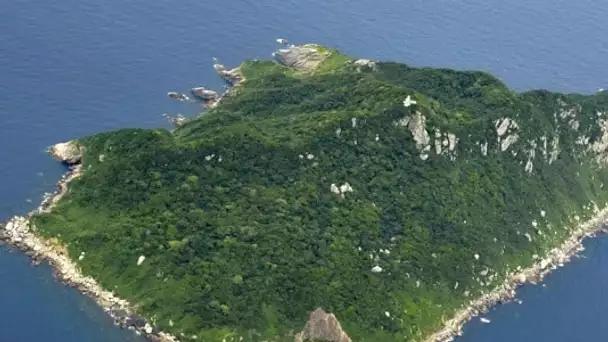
(480, 141, 488, 156)
(558, 106, 581, 131)
(353, 58, 377, 71)
(434, 129, 442, 155)
(162, 113, 189, 128)
(190, 87, 218, 101)
(330, 182, 354, 198)
(447, 132, 458, 152)
(274, 44, 330, 72)
(48, 141, 83, 165)
(495, 118, 517, 137)
(590, 118, 608, 164)
(213, 63, 243, 85)
(524, 140, 537, 174)
(549, 135, 560, 164)
(167, 92, 190, 102)
(494, 118, 519, 152)
(408, 111, 431, 150)
(500, 134, 519, 152)
(403, 95, 417, 108)
(295, 308, 351, 342)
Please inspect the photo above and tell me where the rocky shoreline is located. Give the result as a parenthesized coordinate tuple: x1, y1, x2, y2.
(424, 208, 608, 342)
(0, 141, 180, 342)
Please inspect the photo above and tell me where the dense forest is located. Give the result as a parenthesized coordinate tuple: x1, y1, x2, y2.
(33, 45, 608, 341)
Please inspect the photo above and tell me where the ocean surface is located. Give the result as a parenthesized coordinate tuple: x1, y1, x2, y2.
(1, 0, 608, 341)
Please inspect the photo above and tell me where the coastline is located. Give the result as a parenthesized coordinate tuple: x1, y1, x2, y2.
(3, 149, 607, 342)
(0, 149, 180, 342)
(1, 44, 606, 342)
(424, 208, 608, 342)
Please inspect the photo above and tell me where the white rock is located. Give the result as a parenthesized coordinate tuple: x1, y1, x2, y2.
(339, 182, 353, 194)
(403, 95, 417, 107)
(353, 59, 377, 68)
(144, 323, 153, 334)
(351, 117, 357, 128)
(500, 134, 519, 151)
(540, 259, 550, 269)
(495, 118, 517, 137)
(371, 265, 383, 273)
(49, 141, 83, 165)
(306, 153, 314, 160)
(480, 141, 488, 156)
(447, 133, 458, 152)
(330, 184, 340, 195)
(540, 210, 546, 217)
(137, 255, 146, 266)
(384, 311, 391, 318)
(474, 253, 480, 260)
(408, 111, 431, 150)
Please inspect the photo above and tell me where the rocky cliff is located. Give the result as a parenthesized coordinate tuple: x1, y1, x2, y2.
(295, 308, 351, 342)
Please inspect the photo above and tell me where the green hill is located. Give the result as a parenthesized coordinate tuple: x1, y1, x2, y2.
(33, 44, 608, 341)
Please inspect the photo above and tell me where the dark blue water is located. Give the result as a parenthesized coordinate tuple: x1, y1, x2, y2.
(1, 0, 608, 341)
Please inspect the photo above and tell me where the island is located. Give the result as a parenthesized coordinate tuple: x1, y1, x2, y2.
(3, 42, 608, 342)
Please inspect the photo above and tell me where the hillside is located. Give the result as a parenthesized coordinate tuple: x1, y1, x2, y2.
(32, 44, 608, 342)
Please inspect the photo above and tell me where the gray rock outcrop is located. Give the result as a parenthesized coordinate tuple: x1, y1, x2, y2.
(213, 63, 243, 85)
(48, 140, 83, 165)
(295, 308, 351, 342)
(274, 44, 330, 72)
(190, 87, 218, 101)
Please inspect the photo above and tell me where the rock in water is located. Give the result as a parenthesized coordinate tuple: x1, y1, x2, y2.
(295, 308, 351, 342)
(48, 140, 83, 165)
(190, 87, 218, 101)
(167, 91, 190, 102)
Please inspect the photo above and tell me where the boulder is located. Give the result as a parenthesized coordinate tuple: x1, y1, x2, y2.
(190, 87, 218, 101)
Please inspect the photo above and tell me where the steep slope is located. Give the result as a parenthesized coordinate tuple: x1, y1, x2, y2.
(32, 44, 608, 342)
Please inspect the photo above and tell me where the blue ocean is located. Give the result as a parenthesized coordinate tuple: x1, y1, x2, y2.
(1, 0, 608, 341)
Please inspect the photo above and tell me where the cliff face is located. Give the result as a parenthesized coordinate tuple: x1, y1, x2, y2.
(27, 44, 608, 342)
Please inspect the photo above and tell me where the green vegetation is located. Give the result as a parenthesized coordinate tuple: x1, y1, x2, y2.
(33, 46, 608, 341)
